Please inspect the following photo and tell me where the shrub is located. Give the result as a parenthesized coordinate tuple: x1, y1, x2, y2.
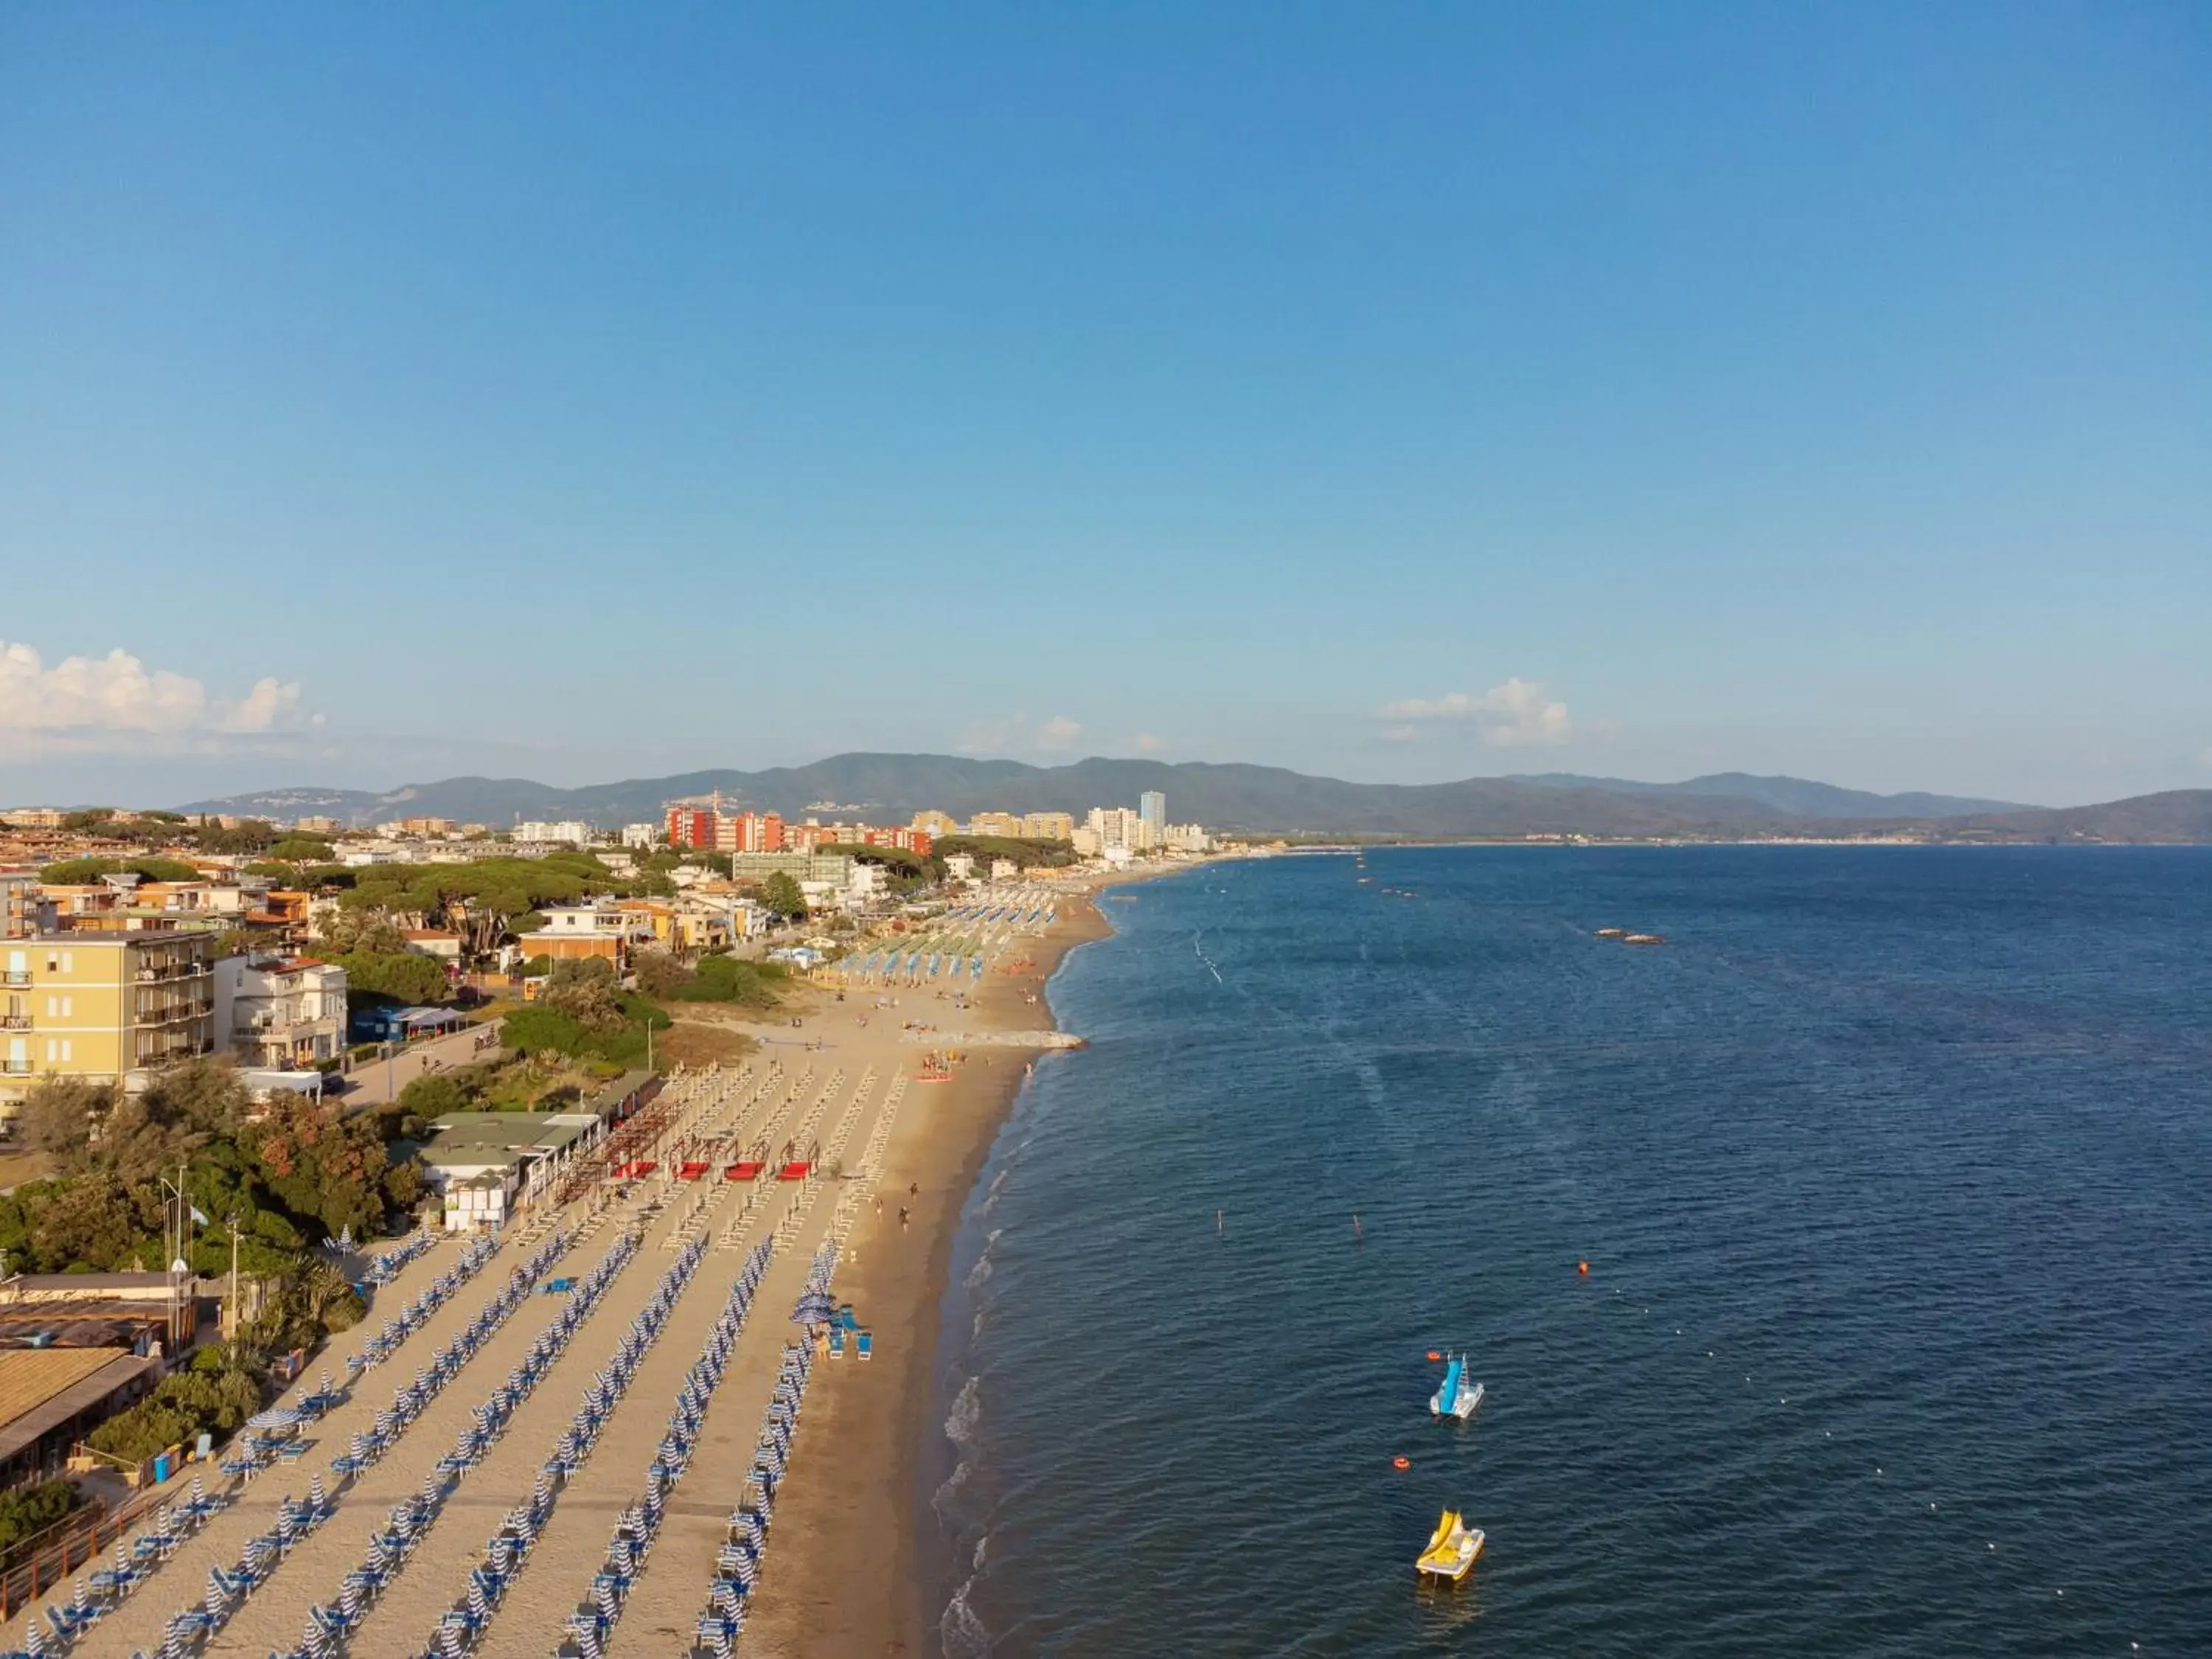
(0, 1479, 82, 1554)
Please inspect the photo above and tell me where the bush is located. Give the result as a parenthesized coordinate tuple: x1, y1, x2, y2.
(397, 1073, 470, 1119)
(0, 1479, 82, 1554)
(501, 1006, 587, 1059)
(86, 1366, 262, 1466)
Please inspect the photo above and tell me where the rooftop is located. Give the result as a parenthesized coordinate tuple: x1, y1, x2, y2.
(0, 1349, 156, 1464)
(421, 1111, 600, 1167)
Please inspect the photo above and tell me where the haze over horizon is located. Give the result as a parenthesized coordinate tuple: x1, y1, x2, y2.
(2, 6, 2207, 808)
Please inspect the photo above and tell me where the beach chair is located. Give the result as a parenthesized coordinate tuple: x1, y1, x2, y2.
(827, 1326, 845, 1357)
(855, 1330, 873, 1361)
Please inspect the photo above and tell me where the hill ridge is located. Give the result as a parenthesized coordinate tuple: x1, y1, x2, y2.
(173, 756, 2212, 844)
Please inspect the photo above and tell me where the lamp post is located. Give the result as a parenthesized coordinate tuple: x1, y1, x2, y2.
(158, 1162, 191, 1353)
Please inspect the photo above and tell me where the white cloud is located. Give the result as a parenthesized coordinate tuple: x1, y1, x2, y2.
(219, 675, 309, 733)
(1035, 716, 1082, 751)
(1130, 731, 1164, 752)
(0, 641, 316, 750)
(1378, 678, 1572, 748)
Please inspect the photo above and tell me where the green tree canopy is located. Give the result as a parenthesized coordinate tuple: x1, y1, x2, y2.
(38, 855, 204, 885)
(760, 872, 807, 919)
(332, 950, 450, 1008)
(540, 958, 623, 1028)
(248, 1091, 415, 1239)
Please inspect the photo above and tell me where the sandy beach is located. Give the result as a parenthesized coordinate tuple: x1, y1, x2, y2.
(729, 882, 1120, 1658)
(4, 873, 1151, 1659)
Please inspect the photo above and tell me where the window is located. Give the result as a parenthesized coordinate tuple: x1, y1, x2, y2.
(60, 952, 72, 974)
(44, 1040, 55, 1062)
(44, 996, 55, 1017)
(60, 995, 72, 1018)
(59, 1040, 71, 1062)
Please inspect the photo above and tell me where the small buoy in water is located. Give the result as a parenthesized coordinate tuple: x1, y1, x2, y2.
(1393, 1455, 1411, 1470)
(1578, 1260, 1589, 1276)
(1427, 1351, 1441, 1362)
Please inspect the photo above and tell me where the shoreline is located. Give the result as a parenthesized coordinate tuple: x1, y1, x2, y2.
(730, 866, 1163, 1656)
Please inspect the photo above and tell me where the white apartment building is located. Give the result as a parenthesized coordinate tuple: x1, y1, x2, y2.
(619, 823, 661, 849)
(214, 954, 350, 1068)
(1086, 806, 1156, 852)
(513, 821, 596, 847)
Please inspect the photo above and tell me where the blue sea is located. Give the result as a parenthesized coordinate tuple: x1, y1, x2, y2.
(923, 847, 2212, 1657)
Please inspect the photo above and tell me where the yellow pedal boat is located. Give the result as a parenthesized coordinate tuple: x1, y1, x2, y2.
(1416, 1509, 1484, 1581)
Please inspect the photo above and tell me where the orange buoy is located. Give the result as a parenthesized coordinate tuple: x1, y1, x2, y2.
(1392, 1455, 1411, 1470)
(1579, 1260, 1590, 1276)
(1426, 1350, 1441, 1362)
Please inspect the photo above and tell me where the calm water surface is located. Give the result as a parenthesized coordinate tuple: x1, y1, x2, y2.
(924, 848, 2212, 1657)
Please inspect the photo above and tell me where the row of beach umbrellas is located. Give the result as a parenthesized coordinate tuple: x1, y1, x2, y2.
(690, 1242, 838, 1657)
(431, 1232, 717, 1658)
(554, 1239, 773, 1659)
(184, 1231, 572, 1659)
(260, 1231, 639, 1659)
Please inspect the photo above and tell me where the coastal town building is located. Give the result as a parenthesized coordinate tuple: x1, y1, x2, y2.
(1020, 811, 1077, 841)
(910, 810, 959, 837)
(290, 815, 339, 834)
(665, 804, 717, 849)
(0, 871, 34, 940)
(717, 812, 789, 853)
(420, 1110, 607, 1231)
(1087, 805, 1155, 852)
(512, 820, 595, 847)
(529, 900, 654, 969)
(213, 953, 349, 1068)
(724, 851, 856, 887)
(1140, 790, 1167, 833)
(0, 931, 217, 1121)
(620, 822, 661, 849)
(964, 811, 1022, 837)
(401, 929, 465, 961)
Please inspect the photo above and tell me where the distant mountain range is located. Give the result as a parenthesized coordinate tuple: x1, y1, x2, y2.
(1505, 772, 2022, 819)
(173, 756, 2212, 844)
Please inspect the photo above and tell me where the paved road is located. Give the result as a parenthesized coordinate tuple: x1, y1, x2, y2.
(340, 1018, 505, 1107)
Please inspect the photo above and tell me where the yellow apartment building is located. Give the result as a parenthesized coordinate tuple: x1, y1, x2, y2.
(0, 931, 216, 1122)
(1019, 812, 1077, 841)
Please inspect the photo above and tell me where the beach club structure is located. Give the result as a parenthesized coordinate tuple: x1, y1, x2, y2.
(0, 1054, 912, 1659)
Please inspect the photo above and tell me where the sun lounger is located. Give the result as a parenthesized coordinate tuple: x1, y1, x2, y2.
(855, 1331, 872, 1360)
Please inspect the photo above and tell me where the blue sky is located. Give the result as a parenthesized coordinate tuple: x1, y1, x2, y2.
(1, 4, 2205, 807)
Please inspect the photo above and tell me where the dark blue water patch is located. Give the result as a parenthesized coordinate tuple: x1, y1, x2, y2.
(925, 849, 2212, 1657)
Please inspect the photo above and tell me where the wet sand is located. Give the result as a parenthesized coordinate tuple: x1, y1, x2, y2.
(733, 886, 1119, 1658)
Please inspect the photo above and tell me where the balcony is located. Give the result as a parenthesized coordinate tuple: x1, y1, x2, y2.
(135, 961, 212, 984)
(0, 1060, 29, 1076)
(3, 971, 27, 987)
(0, 1014, 29, 1031)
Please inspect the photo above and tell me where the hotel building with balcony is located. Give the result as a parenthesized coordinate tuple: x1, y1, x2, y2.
(0, 931, 217, 1123)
